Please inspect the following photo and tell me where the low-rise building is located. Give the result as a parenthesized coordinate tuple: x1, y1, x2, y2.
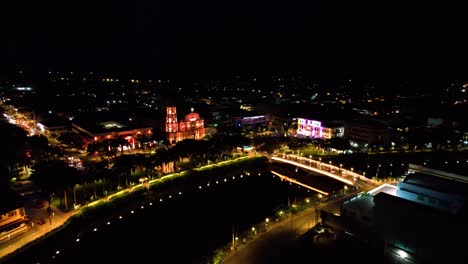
(344, 118, 390, 148)
(234, 115, 269, 130)
(297, 118, 344, 139)
(333, 165, 468, 263)
(0, 188, 28, 243)
(72, 116, 152, 148)
(37, 117, 70, 136)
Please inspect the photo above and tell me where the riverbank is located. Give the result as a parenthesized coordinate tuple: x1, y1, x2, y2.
(0, 156, 268, 263)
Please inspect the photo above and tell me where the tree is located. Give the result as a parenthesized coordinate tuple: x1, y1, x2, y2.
(150, 127, 169, 147)
(210, 133, 251, 155)
(30, 159, 80, 210)
(27, 134, 49, 161)
(327, 137, 351, 153)
(136, 134, 152, 149)
(0, 120, 28, 183)
(113, 136, 131, 155)
(112, 154, 136, 187)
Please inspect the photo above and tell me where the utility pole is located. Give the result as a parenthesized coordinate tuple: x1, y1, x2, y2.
(232, 225, 235, 250)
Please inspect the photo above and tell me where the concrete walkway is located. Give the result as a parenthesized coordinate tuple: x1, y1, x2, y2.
(0, 203, 75, 261)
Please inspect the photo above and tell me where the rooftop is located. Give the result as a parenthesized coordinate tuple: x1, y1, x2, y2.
(72, 112, 148, 134)
(0, 187, 24, 215)
(346, 118, 388, 129)
(403, 172, 468, 197)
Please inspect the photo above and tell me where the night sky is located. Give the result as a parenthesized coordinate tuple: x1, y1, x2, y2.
(1, 1, 467, 81)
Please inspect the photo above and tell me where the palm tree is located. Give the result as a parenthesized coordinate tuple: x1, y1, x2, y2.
(143, 153, 159, 179)
(83, 159, 112, 197)
(112, 154, 136, 187)
(154, 147, 177, 174)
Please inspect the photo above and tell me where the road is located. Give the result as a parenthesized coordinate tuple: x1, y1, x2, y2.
(221, 159, 379, 264)
(0, 203, 74, 262)
(222, 190, 361, 264)
(223, 206, 318, 264)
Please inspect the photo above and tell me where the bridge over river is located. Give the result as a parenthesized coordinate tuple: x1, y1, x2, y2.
(269, 154, 378, 196)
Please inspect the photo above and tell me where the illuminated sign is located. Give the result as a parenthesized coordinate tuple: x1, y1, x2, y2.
(243, 115, 264, 120)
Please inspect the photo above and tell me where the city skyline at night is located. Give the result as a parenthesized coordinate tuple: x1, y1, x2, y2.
(1, 1, 467, 264)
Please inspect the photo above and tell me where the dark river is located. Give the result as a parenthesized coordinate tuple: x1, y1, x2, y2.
(2, 166, 344, 264)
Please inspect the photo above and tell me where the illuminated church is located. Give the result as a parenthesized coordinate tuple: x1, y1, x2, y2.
(165, 106, 205, 144)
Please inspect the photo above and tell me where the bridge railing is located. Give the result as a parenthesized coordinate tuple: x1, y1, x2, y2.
(272, 154, 379, 186)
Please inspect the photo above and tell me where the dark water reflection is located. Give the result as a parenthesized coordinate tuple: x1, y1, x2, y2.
(3, 170, 344, 264)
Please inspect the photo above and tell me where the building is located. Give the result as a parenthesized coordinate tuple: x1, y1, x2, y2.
(297, 118, 344, 139)
(0, 188, 28, 243)
(165, 106, 205, 144)
(37, 117, 70, 136)
(333, 165, 468, 263)
(72, 116, 152, 149)
(397, 165, 467, 214)
(234, 115, 269, 130)
(344, 118, 389, 148)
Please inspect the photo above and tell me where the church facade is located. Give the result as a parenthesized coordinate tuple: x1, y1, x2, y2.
(165, 106, 205, 144)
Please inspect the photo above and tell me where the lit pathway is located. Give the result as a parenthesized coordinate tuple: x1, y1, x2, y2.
(271, 155, 378, 186)
(222, 192, 360, 264)
(0, 205, 75, 261)
(0, 156, 251, 261)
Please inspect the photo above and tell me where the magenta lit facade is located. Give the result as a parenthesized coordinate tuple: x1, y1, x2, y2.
(297, 118, 333, 139)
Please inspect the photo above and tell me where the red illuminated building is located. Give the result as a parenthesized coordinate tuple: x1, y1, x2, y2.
(72, 120, 152, 149)
(166, 106, 205, 143)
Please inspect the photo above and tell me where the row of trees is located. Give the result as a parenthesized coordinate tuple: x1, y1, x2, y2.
(30, 133, 252, 210)
(252, 135, 351, 153)
(0, 119, 61, 185)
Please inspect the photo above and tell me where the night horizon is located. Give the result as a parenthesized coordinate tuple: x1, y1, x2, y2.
(2, 1, 468, 83)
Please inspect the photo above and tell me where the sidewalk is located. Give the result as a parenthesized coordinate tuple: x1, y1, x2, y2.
(0, 203, 75, 261)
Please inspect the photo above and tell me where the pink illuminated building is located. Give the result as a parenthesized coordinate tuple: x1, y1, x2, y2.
(297, 118, 344, 139)
(166, 106, 205, 143)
